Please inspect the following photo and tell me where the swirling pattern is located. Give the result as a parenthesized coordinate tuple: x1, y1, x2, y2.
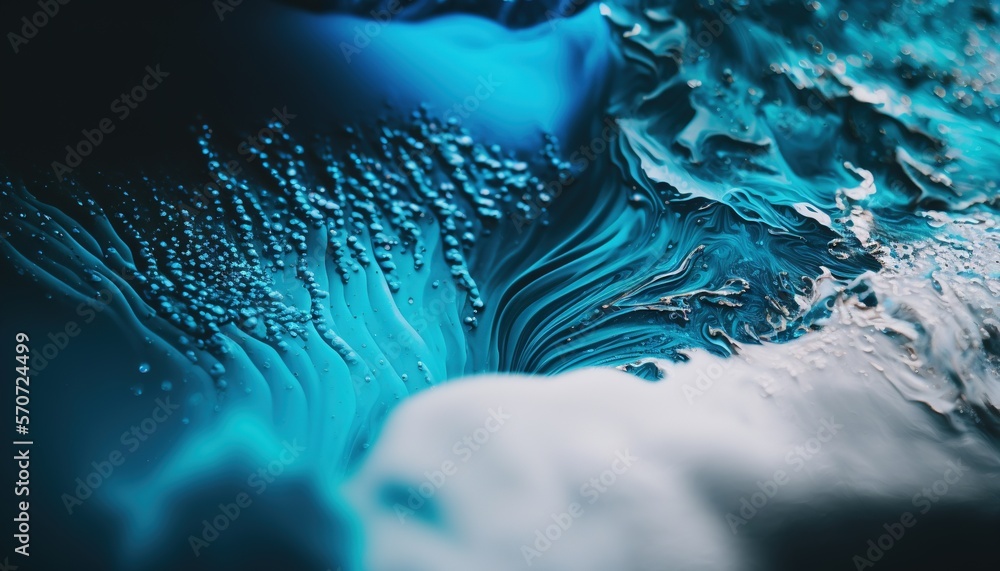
(2, 0, 999, 569)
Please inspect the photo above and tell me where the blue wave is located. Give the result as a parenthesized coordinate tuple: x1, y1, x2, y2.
(2, 0, 999, 569)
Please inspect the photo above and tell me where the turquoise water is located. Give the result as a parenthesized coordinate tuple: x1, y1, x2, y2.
(2, 0, 999, 569)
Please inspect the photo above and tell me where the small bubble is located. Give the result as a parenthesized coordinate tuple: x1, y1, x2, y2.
(138, 362, 150, 373)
